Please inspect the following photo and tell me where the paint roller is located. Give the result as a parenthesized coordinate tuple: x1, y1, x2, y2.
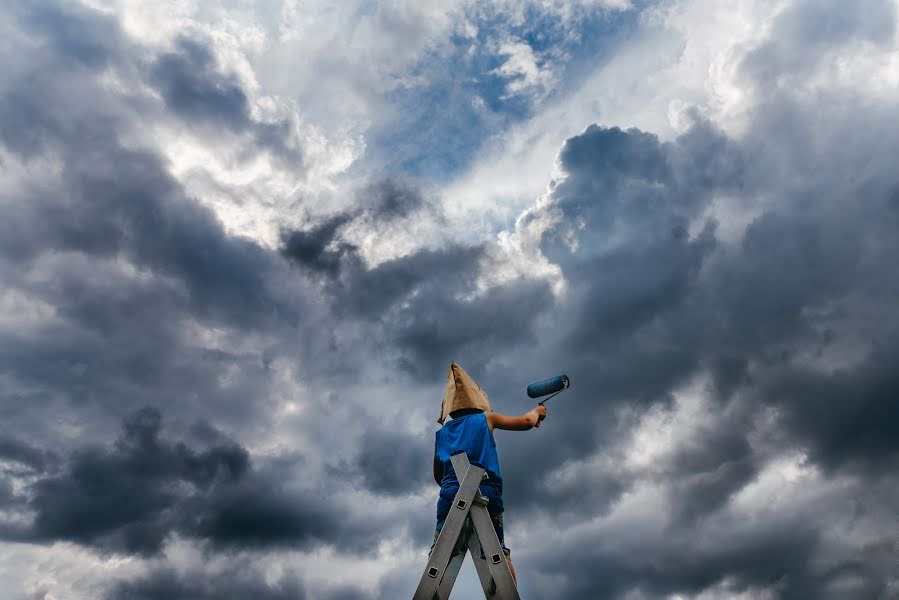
(526, 374, 569, 403)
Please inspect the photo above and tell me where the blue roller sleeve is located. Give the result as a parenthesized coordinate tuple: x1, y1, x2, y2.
(526, 374, 569, 398)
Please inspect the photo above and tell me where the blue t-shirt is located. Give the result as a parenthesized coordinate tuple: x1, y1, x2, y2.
(435, 411, 503, 517)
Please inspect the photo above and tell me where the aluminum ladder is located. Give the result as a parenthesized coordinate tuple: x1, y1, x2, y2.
(413, 451, 521, 600)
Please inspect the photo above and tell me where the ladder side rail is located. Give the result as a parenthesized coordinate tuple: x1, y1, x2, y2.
(468, 502, 520, 599)
(436, 534, 469, 599)
(413, 457, 485, 600)
(466, 529, 498, 596)
(448, 451, 473, 484)
(453, 449, 520, 600)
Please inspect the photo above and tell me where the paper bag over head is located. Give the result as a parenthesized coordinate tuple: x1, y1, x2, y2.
(438, 361, 492, 424)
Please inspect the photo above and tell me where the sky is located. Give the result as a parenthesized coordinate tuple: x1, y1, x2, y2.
(1, 0, 898, 598)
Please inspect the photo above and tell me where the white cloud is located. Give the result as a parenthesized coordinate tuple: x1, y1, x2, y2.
(493, 38, 557, 102)
(0, 542, 142, 600)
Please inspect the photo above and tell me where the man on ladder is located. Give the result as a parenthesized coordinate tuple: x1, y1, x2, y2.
(415, 362, 547, 599)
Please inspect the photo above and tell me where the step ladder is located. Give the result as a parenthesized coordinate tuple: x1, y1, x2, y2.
(413, 451, 521, 600)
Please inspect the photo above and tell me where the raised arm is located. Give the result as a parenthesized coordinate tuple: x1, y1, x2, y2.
(487, 404, 547, 432)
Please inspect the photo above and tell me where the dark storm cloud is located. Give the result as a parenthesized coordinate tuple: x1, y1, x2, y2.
(517, 125, 735, 439)
(497, 27, 899, 593)
(0, 4, 388, 585)
(487, 124, 739, 519)
(664, 421, 757, 523)
(0, 254, 281, 444)
(539, 521, 821, 598)
(0, 4, 292, 325)
(13, 0, 124, 70)
(0, 2, 125, 160)
(151, 39, 254, 131)
(19, 407, 247, 554)
(0, 432, 58, 474)
(106, 568, 308, 600)
(2, 408, 384, 556)
(105, 566, 373, 600)
(759, 338, 899, 473)
(360, 177, 430, 220)
(0, 131, 294, 433)
(281, 213, 356, 275)
(388, 274, 555, 377)
(280, 178, 430, 275)
(352, 428, 433, 494)
(282, 206, 555, 377)
(339, 244, 486, 319)
(0, 0, 321, 452)
(490, 5, 899, 583)
(150, 37, 301, 163)
(0, 478, 15, 509)
(522, 103, 899, 461)
(280, 178, 428, 275)
(27, 141, 279, 324)
(537, 121, 740, 272)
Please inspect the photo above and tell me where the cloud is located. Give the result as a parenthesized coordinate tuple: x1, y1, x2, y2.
(14, 0, 125, 71)
(352, 428, 433, 495)
(104, 564, 375, 600)
(280, 199, 556, 377)
(105, 567, 309, 600)
(2, 0, 899, 598)
(149, 37, 301, 164)
(0, 433, 58, 474)
(493, 37, 556, 103)
(359, 177, 430, 221)
(2, 407, 388, 557)
(740, 0, 896, 88)
(539, 518, 821, 598)
(17, 408, 246, 554)
(281, 213, 357, 276)
(485, 36, 899, 587)
(0, 1, 329, 460)
(758, 339, 899, 473)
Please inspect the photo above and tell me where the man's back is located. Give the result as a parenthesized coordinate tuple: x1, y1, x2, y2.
(435, 411, 503, 516)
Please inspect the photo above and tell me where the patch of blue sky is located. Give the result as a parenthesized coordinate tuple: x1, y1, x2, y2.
(357, 3, 645, 183)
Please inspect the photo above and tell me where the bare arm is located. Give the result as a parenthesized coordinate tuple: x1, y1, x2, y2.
(487, 405, 547, 432)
